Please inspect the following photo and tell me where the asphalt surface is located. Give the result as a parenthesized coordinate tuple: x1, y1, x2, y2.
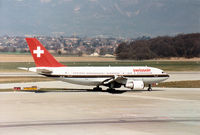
(0, 88, 200, 135)
(0, 72, 42, 77)
(166, 72, 200, 82)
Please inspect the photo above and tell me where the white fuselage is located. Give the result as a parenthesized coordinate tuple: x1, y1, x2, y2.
(28, 66, 169, 86)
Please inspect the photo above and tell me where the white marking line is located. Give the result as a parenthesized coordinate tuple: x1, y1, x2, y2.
(99, 93, 199, 102)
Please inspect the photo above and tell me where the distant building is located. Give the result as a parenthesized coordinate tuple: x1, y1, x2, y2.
(90, 52, 99, 56)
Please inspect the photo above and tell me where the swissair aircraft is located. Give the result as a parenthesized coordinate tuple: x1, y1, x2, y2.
(20, 38, 169, 92)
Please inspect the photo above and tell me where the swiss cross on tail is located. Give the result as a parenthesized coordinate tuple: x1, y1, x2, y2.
(25, 38, 66, 67)
(33, 46, 44, 58)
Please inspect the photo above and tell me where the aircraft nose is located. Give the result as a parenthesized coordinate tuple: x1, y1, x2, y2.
(161, 72, 170, 81)
(159, 74, 170, 82)
(162, 71, 170, 78)
(164, 74, 170, 81)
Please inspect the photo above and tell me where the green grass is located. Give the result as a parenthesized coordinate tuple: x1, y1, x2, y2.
(0, 61, 199, 72)
(0, 89, 14, 92)
(0, 77, 53, 84)
(0, 62, 35, 72)
(62, 61, 200, 71)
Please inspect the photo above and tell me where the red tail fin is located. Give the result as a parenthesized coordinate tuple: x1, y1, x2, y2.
(26, 38, 66, 67)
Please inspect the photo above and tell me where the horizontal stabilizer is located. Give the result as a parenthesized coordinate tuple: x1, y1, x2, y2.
(18, 67, 29, 71)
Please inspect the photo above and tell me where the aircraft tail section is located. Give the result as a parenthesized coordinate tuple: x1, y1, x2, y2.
(26, 38, 66, 67)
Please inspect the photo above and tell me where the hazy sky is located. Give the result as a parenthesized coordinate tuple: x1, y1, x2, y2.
(0, 0, 199, 37)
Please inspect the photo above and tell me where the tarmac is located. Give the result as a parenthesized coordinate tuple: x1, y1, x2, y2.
(0, 72, 200, 135)
(0, 88, 200, 135)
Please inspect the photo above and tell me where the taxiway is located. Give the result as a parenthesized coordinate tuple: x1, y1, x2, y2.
(0, 71, 200, 134)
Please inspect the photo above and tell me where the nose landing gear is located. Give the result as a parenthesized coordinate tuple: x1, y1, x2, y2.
(148, 84, 152, 91)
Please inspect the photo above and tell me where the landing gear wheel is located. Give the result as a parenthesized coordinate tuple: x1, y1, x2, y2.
(107, 88, 116, 93)
(93, 86, 102, 91)
(148, 84, 152, 91)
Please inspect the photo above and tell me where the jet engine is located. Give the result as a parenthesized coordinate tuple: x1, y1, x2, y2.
(125, 80, 144, 90)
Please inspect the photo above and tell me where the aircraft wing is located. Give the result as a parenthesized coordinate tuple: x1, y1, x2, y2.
(18, 67, 52, 75)
(102, 75, 127, 85)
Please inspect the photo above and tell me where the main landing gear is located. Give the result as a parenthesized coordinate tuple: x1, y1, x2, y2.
(93, 86, 102, 91)
(148, 84, 152, 91)
(93, 86, 117, 93)
(107, 88, 116, 93)
(106, 83, 117, 93)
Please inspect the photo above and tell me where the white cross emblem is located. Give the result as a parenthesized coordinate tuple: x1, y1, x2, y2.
(33, 46, 44, 58)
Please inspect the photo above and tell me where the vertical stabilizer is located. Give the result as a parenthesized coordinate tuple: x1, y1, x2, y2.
(26, 38, 66, 67)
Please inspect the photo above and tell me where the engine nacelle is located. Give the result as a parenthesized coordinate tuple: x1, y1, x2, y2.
(125, 80, 144, 90)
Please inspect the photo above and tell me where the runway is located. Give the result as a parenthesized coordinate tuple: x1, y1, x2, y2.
(0, 89, 200, 135)
(0, 72, 42, 77)
(166, 71, 200, 82)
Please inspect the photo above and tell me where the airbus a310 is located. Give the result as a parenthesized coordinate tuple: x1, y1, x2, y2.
(19, 38, 169, 92)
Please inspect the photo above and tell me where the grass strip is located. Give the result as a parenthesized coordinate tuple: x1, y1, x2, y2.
(156, 80, 200, 88)
(0, 77, 54, 83)
(0, 61, 200, 72)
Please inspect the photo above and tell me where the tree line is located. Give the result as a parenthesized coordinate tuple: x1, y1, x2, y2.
(115, 33, 200, 60)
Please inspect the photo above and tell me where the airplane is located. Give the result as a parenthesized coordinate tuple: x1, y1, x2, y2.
(19, 38, 169, 92)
